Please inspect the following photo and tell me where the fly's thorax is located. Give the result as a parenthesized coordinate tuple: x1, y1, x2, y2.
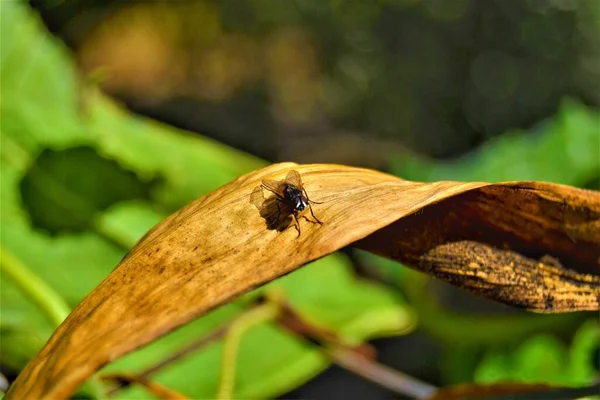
(284, 184, 308, 211)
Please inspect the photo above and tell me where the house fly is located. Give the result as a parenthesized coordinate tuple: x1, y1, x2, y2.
(261, 170, 323, 237)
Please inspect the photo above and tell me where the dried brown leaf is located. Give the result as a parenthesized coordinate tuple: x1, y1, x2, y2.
(423, 381, 600, 400)
(6, 163, 600, 399)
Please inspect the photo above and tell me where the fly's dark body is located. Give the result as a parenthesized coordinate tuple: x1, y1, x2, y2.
(283, 184, 308, 211)
(261, 170, 323, 237)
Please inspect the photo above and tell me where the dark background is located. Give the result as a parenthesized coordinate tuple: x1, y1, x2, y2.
(31, 0, 599, 165)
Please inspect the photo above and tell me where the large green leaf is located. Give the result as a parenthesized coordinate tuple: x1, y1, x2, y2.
(391, 98, 600, 186)
(474, 319, 600, 387)
(0, 2, 414, 398)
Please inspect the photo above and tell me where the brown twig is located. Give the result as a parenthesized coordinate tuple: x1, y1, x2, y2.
(106, 323, 229, 396)
(102, 373, 189, 399)
(140, 325, 228, 379)
(276, 301, 377, 358)
(106, 297, 437, 399)
(327, 346, 437, 399)
(275, 300, 437, 399)
(422, 381, 600, 400)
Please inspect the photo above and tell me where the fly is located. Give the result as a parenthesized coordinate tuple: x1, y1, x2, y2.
(261, 170, 323, 237)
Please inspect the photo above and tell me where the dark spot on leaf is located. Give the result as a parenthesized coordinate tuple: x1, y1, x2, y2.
(20, 146, 158, 235)
(193, 246, 198, 251)
(158, 267, 165, 274)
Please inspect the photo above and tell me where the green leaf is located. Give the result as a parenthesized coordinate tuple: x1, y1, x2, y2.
(107, 319, 327, 400)
(270, 253, 415, 345)
(475, 320, 600, 386)
(20, 147, 156, 234)
(567, 319, 600, 386)
(391, 98, 600, 187)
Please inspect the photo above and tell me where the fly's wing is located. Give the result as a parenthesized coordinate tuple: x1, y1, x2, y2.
(261, 179, 284, 197)
(285, 170, 303, 189)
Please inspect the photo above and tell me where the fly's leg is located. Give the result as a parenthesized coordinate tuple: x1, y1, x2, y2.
(303, 188, 323, 224)
(307, 203, 323, 225)
(299, 215, 318, 224)
(299, 206, 322, 225)
(292, 213, 301, 238)
(303, 188, 323, 204)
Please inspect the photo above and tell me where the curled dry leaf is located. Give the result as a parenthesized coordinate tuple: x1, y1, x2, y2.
(422, 381, 600, 400)
(6, 163, 600, 399)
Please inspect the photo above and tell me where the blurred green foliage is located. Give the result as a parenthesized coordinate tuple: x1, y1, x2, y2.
(65, 0, 600, 164)
(1, 3, 413, 399)
(475, 319, 600, 386)
(391, 98, 600, 187)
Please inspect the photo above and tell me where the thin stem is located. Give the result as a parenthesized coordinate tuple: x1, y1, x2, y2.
(275, 300, 437, 398)
(102, 373, 189, 400)
(216, 302, 280, 400)
(107, 306, 265, 397)
(327, 346, 437, 399)
(0, 246, 70, 327)
(109, 294, 434, 399)
(107, 326, 228, 396)
(142, 326, 228, 379)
